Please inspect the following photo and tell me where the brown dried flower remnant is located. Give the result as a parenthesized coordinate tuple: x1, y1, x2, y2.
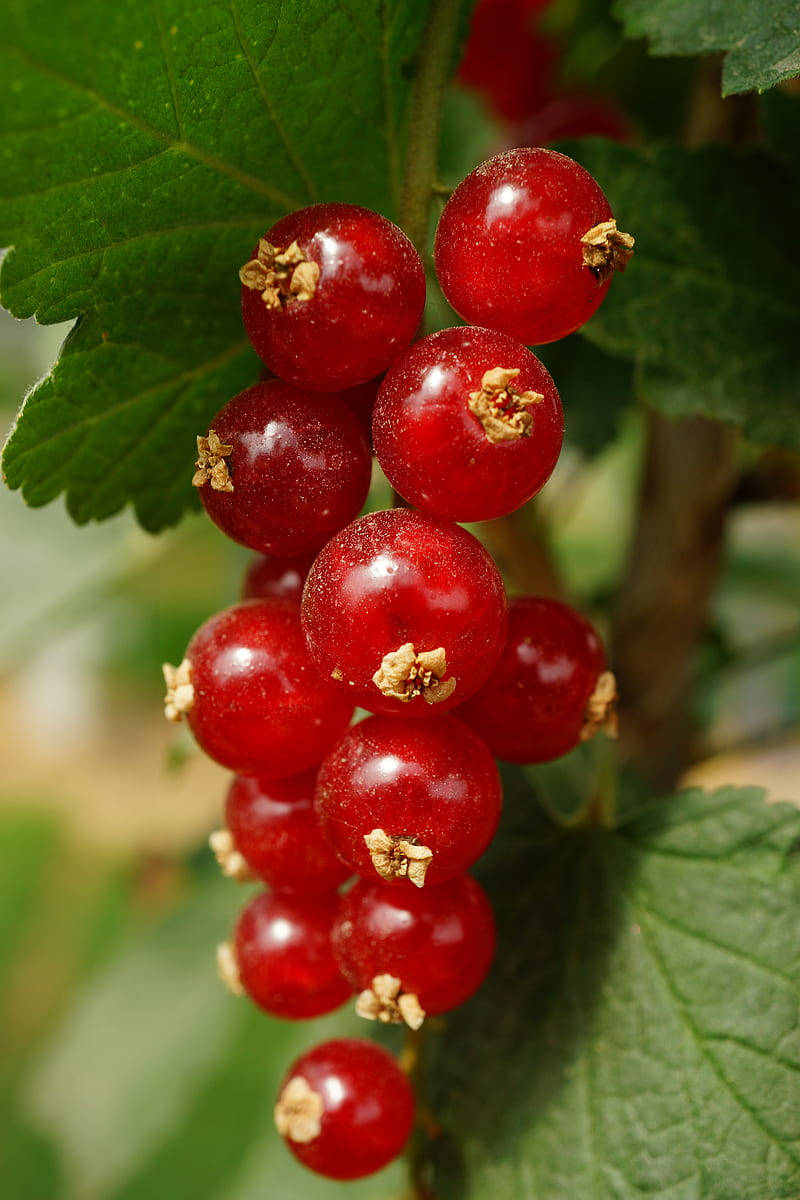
(580, 670, 619, 741)
(162, 658, 194, 722)
(239, 237, 320, 309)
(580, 219, 635, 284)
(355, 973, 426, 1030)
(192, 429, 233, 492)
(468, 367, 543, 443)
(372, 643, 456, 705)
(216, 940, 244, 997)
(209, 828, 254, 882)
(364, 828, 433, 888)
(274, 1076, 324, 1144)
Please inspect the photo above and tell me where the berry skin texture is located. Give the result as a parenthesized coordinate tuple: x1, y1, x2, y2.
(301, 509, 508, 716)
(372, 326, 563, 521)
(315, 714, 501, 887)
(225, 770, 351, 892)
(166, 598, 353, 776)
(231, 890, 351, 1019)
(434, 148, 633, 345)
(241, 551, 316, 602)
(275, 1038, 414, 1179)
(240, 204, 426, 391)
(195, 381, 370, 557)
(332, 875, 496, 1019)
(458, 595, 611, 762)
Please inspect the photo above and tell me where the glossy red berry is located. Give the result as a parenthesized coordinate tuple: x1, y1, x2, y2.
(301, 509, 508, 717)
(372, 326, 563, 521)
(315, 714, 501, 887)
(458, 595, 616, 762)
(241, 551, 316, 602)
(194, 381, 370, 556)
(224, 770, 351, 892)
(332, 875, 495, 1020)
(228, 890, 351, 1019)
(434, 148, 634, 345)
(275, 1038, 414, 1180)
(164, 599, 353, 776)
(240, 204, 426, 391)
(458, 0, 556, 123)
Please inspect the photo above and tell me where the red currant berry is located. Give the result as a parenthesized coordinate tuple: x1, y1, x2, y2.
(240, 204, 425, 391)
(458, 595, 618, 762)
(434, 148, 634, 345)
(459, 0, 556, 123)
(221, 770, 350, 892)
(241, 551, 316, 602)
(372, 326, 563, 521)
(341, 375, 382, 449)
(521, 93, 632, 146)
(315, 714, 501, 887)
(275, 1038, 414, 1180)
(222, 890, 351, 1019)
(301, 509, 508, 716)
(332, 875, 495, 1024)
(193, 381, 370, 557)
(163, 599, 353, 776)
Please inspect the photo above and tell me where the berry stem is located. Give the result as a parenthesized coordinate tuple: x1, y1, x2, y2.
(399, 0, 466, 257)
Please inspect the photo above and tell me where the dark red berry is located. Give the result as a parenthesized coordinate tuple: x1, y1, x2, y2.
(315, 714, 501, 887)
(372, 326, 563, 521)
(458, 0, 556, 123)
(275, 1038, 414, 1179)
(458, 595, 617, 762)
(223, 770, 351, 892)
(225, 890, 351, 1019)
(521, 93, 632, 146)
(434, 148, 634, 345)
(301, 509, 508, 717)
(163, 599, 353, 776)
(240, 204, 425, 391)
(194, 381, 370, 556)
(332, 875, 495, 1022)
(241, 551, 316, 602)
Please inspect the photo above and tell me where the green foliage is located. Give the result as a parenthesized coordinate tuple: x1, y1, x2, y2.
(0, 0, 434, 530)
(570, 140, 800, 449)
(614, 0, 800, 95)
(427, 783, 800, 1198)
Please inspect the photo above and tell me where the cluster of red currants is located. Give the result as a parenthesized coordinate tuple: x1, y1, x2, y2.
(162, 147, 631, 1180)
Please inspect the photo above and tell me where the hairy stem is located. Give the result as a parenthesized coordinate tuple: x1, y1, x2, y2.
(399, 0, 465, 256)
(611, 413, 738, 788)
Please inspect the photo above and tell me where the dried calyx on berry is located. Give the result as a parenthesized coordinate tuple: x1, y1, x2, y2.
(363, 828, 433, 888)
(209, 828, 254, 882)
(162, 659, 194, 722)
(192, 429, 233, 492)
(468, 366, 543, 443)
(275, 1077, 324, 1144)
(372, 642, 456, 704)
(355, 973, 425, 1030)
(580, 220, 635, 284)
(581, 669, 619, 740)
(216, 940, 244, 996)
(239, 237, 320, 309)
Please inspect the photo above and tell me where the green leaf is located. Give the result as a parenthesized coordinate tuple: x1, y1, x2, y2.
(537, 335, 634, 457)
(569, 140, 800, 449)
(0, 0, 435, 530)
(613, 0, 800, 95)
(426, 785, 800, 1198)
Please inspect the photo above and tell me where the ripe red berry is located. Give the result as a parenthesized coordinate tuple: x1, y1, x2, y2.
(240, 204, 425, 391)
(163, 599, 353, 776)
(521, 93, 632, 146)
(458, 595, 617, 762)
(193, 381, 370, 557)
(301, 509, 508, 716)
(223, 890, 351, 1019)
(241, 551, 316, 603)
(372, 326, 563, 521)
(275, 1038, 414, 1179)
(221, 770, 351, 892)
(332, 875, 495, 1024)
(315, 714, 501, 887)
(434, 148, 634, 345)
(458, 0, 556, 123)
